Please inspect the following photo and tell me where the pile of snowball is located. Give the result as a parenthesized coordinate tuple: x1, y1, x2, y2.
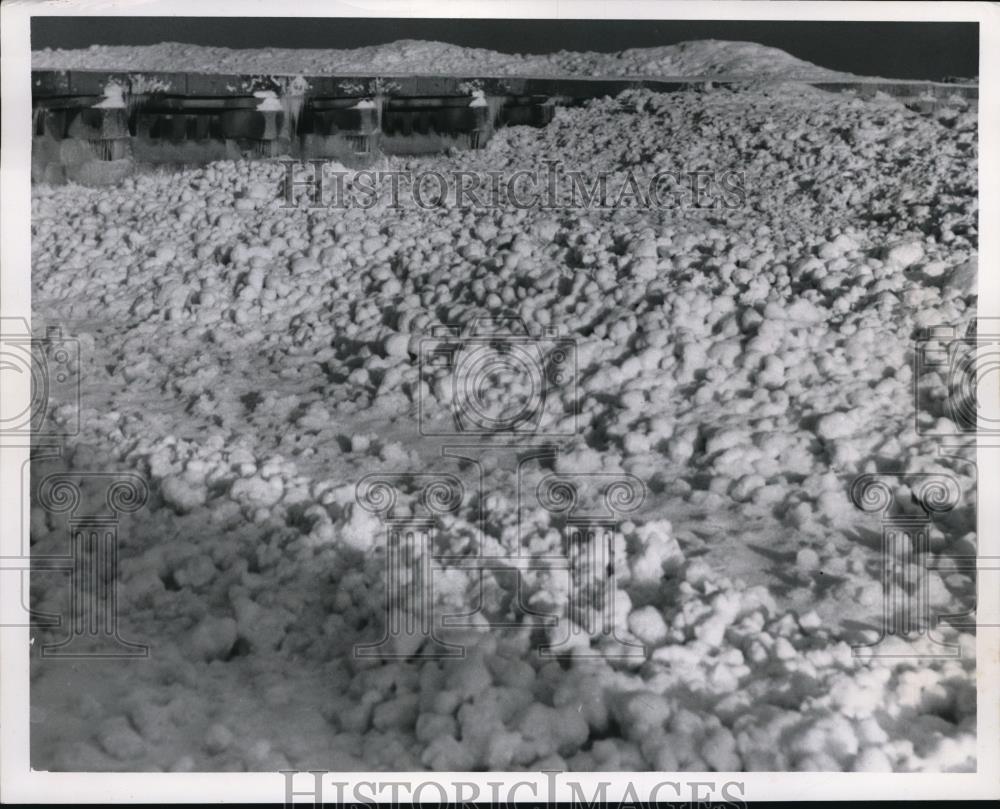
(28, 83, 978, 772)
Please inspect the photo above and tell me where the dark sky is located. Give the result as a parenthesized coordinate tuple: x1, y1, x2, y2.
(31, 18, 978, 80)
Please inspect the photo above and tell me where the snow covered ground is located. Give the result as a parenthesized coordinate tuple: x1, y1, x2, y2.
(31, 38, 858, 79)
(28, 70, 978, 771)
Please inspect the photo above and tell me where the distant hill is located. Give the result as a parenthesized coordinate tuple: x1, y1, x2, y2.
(31, 38, 860, 79)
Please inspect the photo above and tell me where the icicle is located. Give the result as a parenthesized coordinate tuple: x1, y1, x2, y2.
(281, 92, 305, 136)
(486, 95, 505, 128)
(127, 92, 147, 124)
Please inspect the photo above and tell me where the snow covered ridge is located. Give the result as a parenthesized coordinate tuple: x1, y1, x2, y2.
(32, 38, 862, 80)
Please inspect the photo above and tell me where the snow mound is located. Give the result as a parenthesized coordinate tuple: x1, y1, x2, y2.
(32, 38, 856, 80)
(28, 81, 978, 774)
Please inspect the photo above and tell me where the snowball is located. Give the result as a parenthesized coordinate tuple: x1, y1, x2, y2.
(798, 610, 823, 631)
(627, 605, 669, 645)
(817, 234, 860, 259)
(854, 747, 893, 772)
(229, 473, 284, 508)
(97, 717, 146, 760)
(919, 260, 949, 278)
(232, 596, 292, 652)
(189, 616, 237, 662)
(383, 332, 411, 358)
(174, 553, 217, 588)
(203, 723, 234, 754)
(338, 503, 383, 553)
(351, 434, 372, 453)
(705, 428, 745, 456)
(796, 547, 821, 572)
(786, 714, 859, 763)
(614, 691, 672, 740)
(421, 736, 476, 770)
(488, 655, 536, 689)
(701, 727, 742, 771)
(247, 182, 272, 201)
(127, 701, 172, 743)
(883, 241, 925, 269)
(514, 704, 559, 758)
(415, 712, 458, 744)
(730, 474, 765, 502)
(815, 412, 856, 441)
(445, 656, 493, 699)
(373, 694, 419, 730)
(757, 355, 786, 389)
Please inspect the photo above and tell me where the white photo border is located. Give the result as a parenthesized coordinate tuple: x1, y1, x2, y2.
(1, 0, 997, 802)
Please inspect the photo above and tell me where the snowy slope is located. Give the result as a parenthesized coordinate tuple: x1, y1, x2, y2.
(31, 38, 858, 79)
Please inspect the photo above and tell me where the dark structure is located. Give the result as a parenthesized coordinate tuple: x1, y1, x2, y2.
(30, 69, 978, 182)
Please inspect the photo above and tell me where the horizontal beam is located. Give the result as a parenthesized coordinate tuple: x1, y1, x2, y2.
(32, 69, 979, 101)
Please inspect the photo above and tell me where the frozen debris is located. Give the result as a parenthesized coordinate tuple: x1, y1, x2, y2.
(854, 747, 894, 772)
(126, 700, 173, 743)
(627, 605, 669, 645)
(382, 332, 411, 358)
(817, 233, 860, 258)
(338, 502, 383, 552)
(796, 547, 821, 572)
(628, 519, 684, 584)
(96, 717, 146, 761)
(169, 755, 196, 772)
(883, 240, 925, 269)
(203, 723, 235, 754)
(815, 412, 857, 441)
(29, 73, 978, 774)
(189, 616, 238, 662)
(230, 474, 284, 508)
(160, 473, 208, 513)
